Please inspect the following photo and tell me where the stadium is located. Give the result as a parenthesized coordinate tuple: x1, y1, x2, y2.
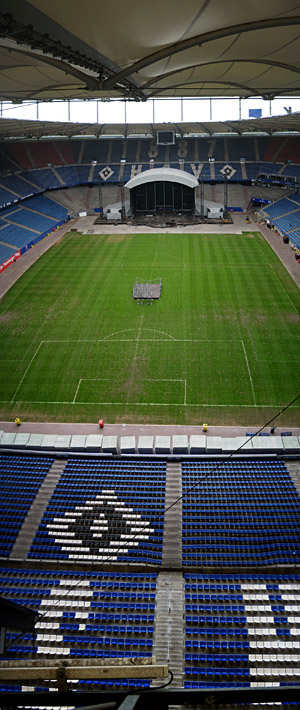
(0, 1, 300, 708)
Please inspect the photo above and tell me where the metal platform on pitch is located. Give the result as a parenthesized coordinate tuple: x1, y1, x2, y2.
(133, 278, 162, 300)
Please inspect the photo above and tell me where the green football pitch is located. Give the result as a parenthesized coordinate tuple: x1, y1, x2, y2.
(0, 231, 299, 425)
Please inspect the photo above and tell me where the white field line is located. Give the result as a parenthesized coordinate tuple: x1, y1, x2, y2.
(269, 264, 300, 315)
(1, 400, 299, 408)
(11, 341, 44, 402)
(73, 378, 82, 404)
(255, 236, 299, 315)
(241, 339, 256, 406)
(7, 337, 297, 408)
(126, 312, 143, 406)
(254, 359, 299, 363)
(101, 327, 176, 341)
(0, 230, 75, 319)
(36, 338, 236, 343)
(73, 377, 186, 405)
(4, 335, 240, 404)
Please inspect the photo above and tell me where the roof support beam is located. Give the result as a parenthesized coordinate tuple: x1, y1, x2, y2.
(103, 17, 300, 90)
(0, 3, 145, 100)
(149, 79, 263, 98)
(0, 44, 100, 92)
(140, 58, 300, 91)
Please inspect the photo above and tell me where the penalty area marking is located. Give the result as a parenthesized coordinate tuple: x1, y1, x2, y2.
(8, 337, 296, 408)
(8, 336, 241, 406)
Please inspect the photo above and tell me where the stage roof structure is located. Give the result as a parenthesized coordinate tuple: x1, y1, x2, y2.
(0, 1, 300, 102)
(126, 168, 198, 191)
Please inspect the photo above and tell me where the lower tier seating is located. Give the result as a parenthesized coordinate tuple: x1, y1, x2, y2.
(0, 194, 69, 264)
(29, 458, 166, 564)
(182, 460, 300, 566)
(184, 572, 300, 690)
(0, 568, 156, 692)
(0, 456, 54, 557)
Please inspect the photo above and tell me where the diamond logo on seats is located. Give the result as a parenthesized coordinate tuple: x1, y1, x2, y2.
(99, 166, 114, 181)
(220, 164, 236, 179)
(46, 490, 154, 561)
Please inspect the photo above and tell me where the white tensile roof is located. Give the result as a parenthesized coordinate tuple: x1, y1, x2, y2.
(0, 1, 299, 102)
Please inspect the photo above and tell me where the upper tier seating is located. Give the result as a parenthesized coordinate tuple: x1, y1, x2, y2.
(24, 142, 65, 168)
(257, 162, 282, 175)
(5, 143, 33, 170)
(56, 165, 79, 185)
(184, 572, 300, 690)
(275, 138, 300, 164)
(182, 460, 300, 566)
(28, 169, 62, 190)
(0, 567, 156, 692)
(0, 136, 300, 213)
(0, 456, 53, 557)
(29, 459, 166, 564)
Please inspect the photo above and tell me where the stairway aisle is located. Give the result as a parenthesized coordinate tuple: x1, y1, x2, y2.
(10, 458, 65, 561)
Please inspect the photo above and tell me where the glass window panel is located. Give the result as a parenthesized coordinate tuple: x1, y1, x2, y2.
(97, 100, 125, 123)
(211, 98, 239, 121)
(126, 100, 153, 123)
(154, 99, 181, 122)
(38, 101, 68, 121)
(1, 101, 37, 120)
(69, 100, 97, 123)
(182, 98, 210, 122)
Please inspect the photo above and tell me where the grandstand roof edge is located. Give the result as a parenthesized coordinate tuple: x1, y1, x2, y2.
(1, 115, 300, 141)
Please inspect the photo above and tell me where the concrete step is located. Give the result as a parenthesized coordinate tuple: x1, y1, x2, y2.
(152, 571, 184, 689)
(162, 462, 182, 568)
(10, 458, 66, 560)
